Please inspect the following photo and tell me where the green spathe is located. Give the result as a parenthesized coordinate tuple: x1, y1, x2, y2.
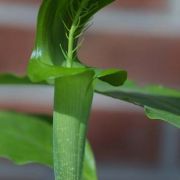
(29, 0, 115, 67)
(53, 70, 95, 180)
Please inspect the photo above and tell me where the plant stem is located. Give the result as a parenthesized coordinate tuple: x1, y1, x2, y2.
(53, 71, 94, 180)
(66, 0, 89, 67)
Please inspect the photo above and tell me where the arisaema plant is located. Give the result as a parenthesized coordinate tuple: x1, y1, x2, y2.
(0, 0, 180, 180)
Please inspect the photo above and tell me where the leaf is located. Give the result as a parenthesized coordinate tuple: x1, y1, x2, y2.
(0, 74, 32, 84)
(0, 111, 97, 180)
(145, 107, 180, 128)
(95, 80, 180, 128)
(0, 74, 49, 85)
(0, 111, 53, 166)
(95, 68, 127, 86)
(83, 142, 98, 180)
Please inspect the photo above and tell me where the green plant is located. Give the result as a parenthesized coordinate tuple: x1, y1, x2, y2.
(0, 0, 180, 180)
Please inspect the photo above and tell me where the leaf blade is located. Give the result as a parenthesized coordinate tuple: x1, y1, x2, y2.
(95, 80, 180, 127)
(83, 142, 98, 180)
(0, 111, 97, 180)
(0, 111, 53, 166)
(0, 74, 32, 84)
(145, 107, 180, 128)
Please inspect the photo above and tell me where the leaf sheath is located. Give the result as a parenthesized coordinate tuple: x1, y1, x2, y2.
(53, 71, 94, 180)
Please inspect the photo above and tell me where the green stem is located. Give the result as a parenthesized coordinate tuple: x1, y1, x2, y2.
(53, 70, 94, 180)
(66, 0, 89, 67)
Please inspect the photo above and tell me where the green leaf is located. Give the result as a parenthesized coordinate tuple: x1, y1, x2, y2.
(0, 111, 53, 166)
(95, 80, 180, 127)
(95, 68, 127, 86)
(83, 142, 98, 180)
(0, 111, 97, 180)
(0, 74, 49, 85)
(145, 107, 180, 128)
(0, 74, 32, 84)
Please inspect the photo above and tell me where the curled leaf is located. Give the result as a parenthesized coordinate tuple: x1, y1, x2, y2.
(95, 68, 127, 86)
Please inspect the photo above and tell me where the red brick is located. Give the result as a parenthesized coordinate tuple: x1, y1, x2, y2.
(0, 27, 35, 75)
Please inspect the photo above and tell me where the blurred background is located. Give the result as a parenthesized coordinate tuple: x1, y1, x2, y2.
(0, 0, 180, 179)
